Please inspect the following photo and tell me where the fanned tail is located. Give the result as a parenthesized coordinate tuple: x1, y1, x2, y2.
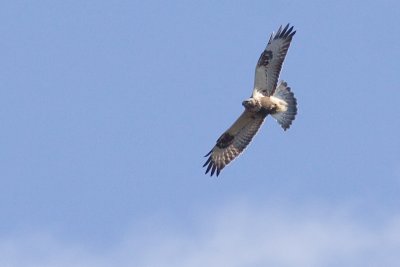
(271, 81, 297, 130)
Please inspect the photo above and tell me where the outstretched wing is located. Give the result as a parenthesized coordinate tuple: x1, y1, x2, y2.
(203, 111, 267, 176)
(253, 24, 296, 97)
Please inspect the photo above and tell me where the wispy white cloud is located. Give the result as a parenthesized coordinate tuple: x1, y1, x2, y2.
(2, 202, 400, 267)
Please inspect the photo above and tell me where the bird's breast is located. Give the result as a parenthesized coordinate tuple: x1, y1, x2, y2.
(260, 97, 277, 112)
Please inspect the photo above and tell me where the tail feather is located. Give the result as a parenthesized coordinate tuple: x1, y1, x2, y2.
(271, 81, 297, 130)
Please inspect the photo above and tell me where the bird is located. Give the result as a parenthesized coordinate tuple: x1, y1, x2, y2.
(203, 24, 297, 177)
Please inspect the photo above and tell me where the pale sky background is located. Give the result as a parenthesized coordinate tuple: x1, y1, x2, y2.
(1, 0, 400, 266)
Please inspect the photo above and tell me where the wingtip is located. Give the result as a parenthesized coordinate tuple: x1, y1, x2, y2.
(275, 25, 283, 37)
(203, 155, 223, 177)
(210, 165, 217, 176)
(205, 160, 213, 174)
(203, 156, 212, 167)
(204, 149, 213, 157)
(274, 23, 296, 39)
(282, 24, 289, 34)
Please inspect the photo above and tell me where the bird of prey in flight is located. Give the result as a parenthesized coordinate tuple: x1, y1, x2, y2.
(203, 24, 297, 177)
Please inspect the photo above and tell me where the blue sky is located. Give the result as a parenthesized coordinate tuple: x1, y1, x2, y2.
(1, 0, 400, 266)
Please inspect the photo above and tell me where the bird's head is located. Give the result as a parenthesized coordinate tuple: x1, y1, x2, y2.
(242, 98, 261, 112)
